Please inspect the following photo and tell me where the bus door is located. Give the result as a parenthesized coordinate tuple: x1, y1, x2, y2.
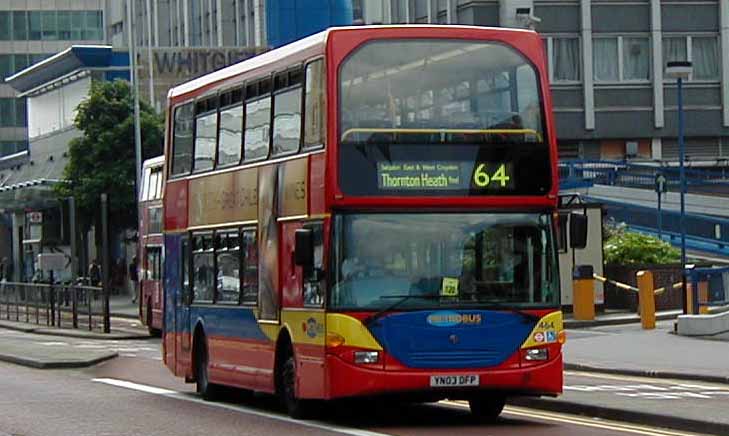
(177, 236, 193, 376)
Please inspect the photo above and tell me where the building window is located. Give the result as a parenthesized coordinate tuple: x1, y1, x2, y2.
(665, 36, 720, 81)
(12, 11, 28, 40)
(0, 98, 27, 128)
(544, 37, 581, 83)
(593, 36, 650, 83)
(0, 141, 28, 158)
(623, 38, 650, 80)
(0, 12, 10, 40)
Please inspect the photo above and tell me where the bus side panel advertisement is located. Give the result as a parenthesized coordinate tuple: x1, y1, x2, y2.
(188, 169, 258, 227)
(278, 158, 308, 218)
(258, 165, 280, 321)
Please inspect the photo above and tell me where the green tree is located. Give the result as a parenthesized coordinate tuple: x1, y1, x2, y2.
(603, 224, 680, 265)
(56, 80, 163, 235)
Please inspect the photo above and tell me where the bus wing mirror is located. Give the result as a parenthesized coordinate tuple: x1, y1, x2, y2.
(295, 229, 314, 273)
(569, 213, 588, 249)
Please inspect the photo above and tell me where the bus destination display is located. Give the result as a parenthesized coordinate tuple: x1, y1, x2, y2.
(377, 161, 515, 191)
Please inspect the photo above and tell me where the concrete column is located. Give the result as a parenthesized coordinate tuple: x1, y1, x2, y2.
(446, 0, 457, 24)
(581, 0, 595, 130)
(11, 212, 23, 282)
(216, 0, 223, 46)
(427, 0, 438, 23)
(183, 0, 190, 46)
(651, 137, 662, 160)
(234, 0, 241, 46)
(253, 0, 266, 47)
(721, 0, 729, 126)
(651, 0, 664, 128)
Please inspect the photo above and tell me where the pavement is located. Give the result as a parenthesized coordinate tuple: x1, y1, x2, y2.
(2, 305, 729, 434)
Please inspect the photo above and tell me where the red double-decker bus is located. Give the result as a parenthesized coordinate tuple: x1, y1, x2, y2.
(139, 155, 164, 335)
(162, 25, 571, 419)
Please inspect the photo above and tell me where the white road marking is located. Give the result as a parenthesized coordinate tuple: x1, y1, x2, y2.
(442, 401, 707, 436)
(565, 380, 729, 400)
(92, 378, 391, 436)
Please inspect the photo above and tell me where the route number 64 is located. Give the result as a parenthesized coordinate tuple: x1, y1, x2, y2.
(473, 163, 511, 188)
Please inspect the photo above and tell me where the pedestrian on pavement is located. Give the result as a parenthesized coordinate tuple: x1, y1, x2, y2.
(0, 257, 10, 295)
(129, 256, 139, 304)
(88, 259, 101, 287)
(0, 257, 11, 282)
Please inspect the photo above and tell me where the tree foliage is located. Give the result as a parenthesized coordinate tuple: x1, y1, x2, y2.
(603, 222, 680, 265)
(56, 80, 163, 232)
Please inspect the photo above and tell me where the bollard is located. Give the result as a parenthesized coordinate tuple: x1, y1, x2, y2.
(573, 265, 595, 321)
(637, 270, 655, 329)
(698, 281, 709, 314)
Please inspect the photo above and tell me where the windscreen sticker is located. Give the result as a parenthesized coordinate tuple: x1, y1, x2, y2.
(441, 277, 460, 297)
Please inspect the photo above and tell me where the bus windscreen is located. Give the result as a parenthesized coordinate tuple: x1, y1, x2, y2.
(339, 39, 550, 196)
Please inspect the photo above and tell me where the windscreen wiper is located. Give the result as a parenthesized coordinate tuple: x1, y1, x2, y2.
(363, 294, 442, 327)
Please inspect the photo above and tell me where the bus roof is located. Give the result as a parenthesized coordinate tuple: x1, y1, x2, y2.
(166, 25, 537, 102)
(142, 155, 165, 169)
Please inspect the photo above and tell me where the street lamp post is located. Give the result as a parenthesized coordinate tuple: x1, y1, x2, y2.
(665, 61, 693, 315)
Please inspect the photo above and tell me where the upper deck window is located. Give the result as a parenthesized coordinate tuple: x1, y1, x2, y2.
(193, 97, 218, 173)
(244, 80, 272, 162)
(340, 39, 543, 142)
(303, 59, 326, 149)
(272, 68, 303, 156)
(171, 103, 194, 176)
(338, 39, 550, 196)
(217, 88, 244, 167)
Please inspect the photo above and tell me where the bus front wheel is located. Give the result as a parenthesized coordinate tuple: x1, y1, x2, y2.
(468, 395, 505, 421)
(281, 354, 316, 419)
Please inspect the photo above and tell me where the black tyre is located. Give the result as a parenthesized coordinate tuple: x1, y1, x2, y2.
(195, 336, 219, 401)
(281, 353, 315, 419)
(468, 395, 506, 422)
(146, 302, 161, 337)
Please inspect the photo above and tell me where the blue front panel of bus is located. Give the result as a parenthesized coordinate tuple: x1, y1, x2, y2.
(367, 311, 536, 369)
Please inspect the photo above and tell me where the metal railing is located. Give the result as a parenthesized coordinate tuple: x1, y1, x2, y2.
(559, 159, 729, 193)
(687, 266, 729, 312)
(0, 281, 109, 332)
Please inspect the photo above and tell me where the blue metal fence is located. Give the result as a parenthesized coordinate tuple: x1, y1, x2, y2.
(559, 160, 729, 192)
(687, 266, 729, 310)
(596, 198, 729, 256)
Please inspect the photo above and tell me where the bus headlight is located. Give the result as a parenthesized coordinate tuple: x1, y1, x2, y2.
(524, 348, 549, 361)
(354, 351, 380, 364)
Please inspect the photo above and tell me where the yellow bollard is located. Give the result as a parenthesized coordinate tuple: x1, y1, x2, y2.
(573, 265, 595, 321)
(686, 281, 695, 315)
(698, 281, 710, 314)
(637, 270, 655, 329)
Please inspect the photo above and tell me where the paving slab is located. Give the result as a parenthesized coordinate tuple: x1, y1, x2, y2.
(0, 329, 118, 369)
(564, 321, 729, 383)
(513, 371, 729, 436)
(0, 318, 151, 340)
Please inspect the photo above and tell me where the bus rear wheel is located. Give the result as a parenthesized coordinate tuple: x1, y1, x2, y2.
(195, 336, 219, 401)
(468, 395, 505, 422)
(146, 301, 161, 337)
